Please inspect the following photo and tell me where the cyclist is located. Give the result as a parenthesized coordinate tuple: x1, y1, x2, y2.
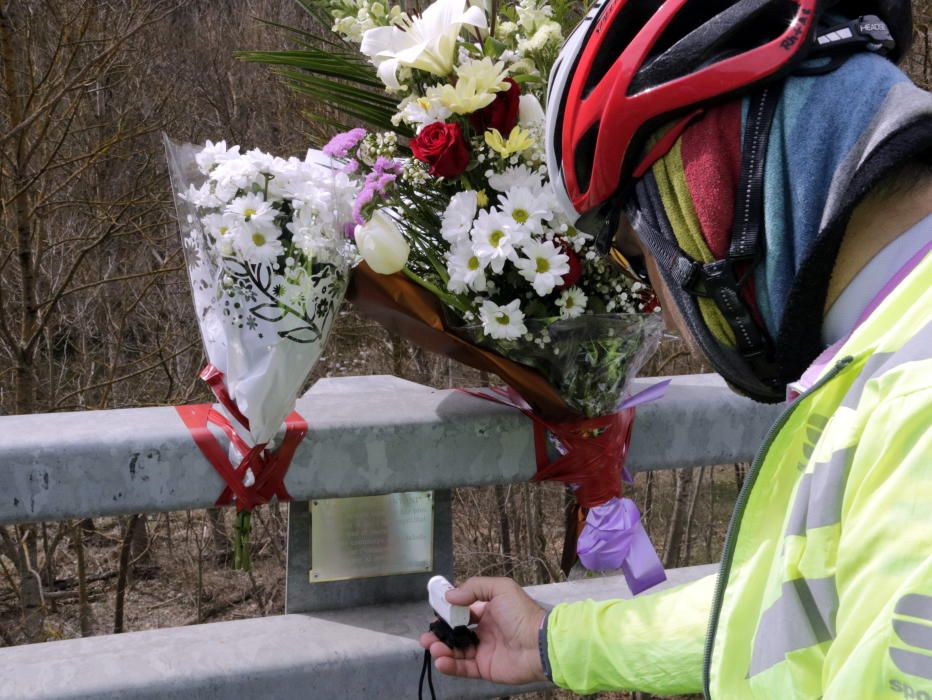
(422, 2, 932, 697)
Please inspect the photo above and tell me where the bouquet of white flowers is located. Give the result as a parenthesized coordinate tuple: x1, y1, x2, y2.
(165, 136, 359, 569)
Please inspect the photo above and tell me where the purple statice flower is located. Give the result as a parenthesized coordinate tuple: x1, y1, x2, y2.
(323, 128, 366, 159)
(372, 156, 401, 176)
(352, 169, 398, 225)
(342, 159, 359, 174)
(352, 183, 375, 225)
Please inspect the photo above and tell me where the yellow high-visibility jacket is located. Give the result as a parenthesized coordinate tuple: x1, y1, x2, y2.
(546, 250, 932, 698)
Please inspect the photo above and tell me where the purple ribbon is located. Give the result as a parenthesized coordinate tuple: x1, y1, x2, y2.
(617, 380, 670, 484)
(618, 379, 671, 411)
(577, 498, 666, 594)
(575, 379, 671, 594)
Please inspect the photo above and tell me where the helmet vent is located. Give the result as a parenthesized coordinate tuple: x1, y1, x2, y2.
(583, 0, 660, 99)
(574, 123, 601, 193)
(628, 0, 797, 95)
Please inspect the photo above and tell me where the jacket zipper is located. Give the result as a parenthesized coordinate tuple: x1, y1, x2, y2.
(701, 357, 853, 698)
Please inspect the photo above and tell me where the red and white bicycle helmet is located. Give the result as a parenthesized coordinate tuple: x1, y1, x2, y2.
(545, 0, 912, 231)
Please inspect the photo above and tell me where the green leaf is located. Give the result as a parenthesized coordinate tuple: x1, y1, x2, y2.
(239, 3, 400, 134)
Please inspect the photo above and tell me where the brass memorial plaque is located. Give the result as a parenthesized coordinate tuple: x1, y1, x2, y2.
(309, 491, 434, 582)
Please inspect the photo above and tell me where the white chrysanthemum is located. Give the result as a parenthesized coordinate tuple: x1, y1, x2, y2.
(287, 204, 328, 257)
(195, 140, 240, 174)
(516, 0, 553, 32)
(497, 186, 551, 234)
(440, 190, 478, 243)
(234, 225, 284, 264)
(211, 157, 262, 196)
(246, 148, 281, 176)
(183, 182, 222, 209)
(446, 242, 487, 293)
(514, 239, 570, 296)
(226, 192, 278, 234)
(487, 164, 543, 193)
(518, 20, 562, 53)
(286, 171, 334, 215)
(556, 287, 587, 319)
(479, 299, 527, 340)
(470, 208, 526, 273)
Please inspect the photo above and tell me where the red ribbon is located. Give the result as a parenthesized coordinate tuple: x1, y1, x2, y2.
(199, 364, 252, 430)
(176, 366, 308, 512)
(461, 387, 635, 509)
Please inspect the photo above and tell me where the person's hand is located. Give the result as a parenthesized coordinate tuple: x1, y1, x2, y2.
(419, 576, 547, 685)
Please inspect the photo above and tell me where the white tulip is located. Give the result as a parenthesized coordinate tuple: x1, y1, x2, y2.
(360, 0, 487, 90)
(518, 94, 545, 128)
(355, 209, 410, 274)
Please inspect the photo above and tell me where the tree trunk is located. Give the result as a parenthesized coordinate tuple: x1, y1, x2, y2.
(12, 525, 45, 641)
(71, 523, 92, 637)
(663, 467, 694, 569)
(130, 514, 150, 565)
(683, 467, 705, 565)
(527, 486, 551, 583)
(113, 514, 141, 633)
(734, 462, 747, 490)
(495, 485, 513, 576)
(206, 508, 228, 561)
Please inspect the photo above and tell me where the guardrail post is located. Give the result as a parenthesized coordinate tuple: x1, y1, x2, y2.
(285, 377, 455, 613)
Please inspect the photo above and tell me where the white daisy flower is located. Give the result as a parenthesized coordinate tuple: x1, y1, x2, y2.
(234, 225, 284, 264)
(556, 287, 587, 319)
(446, 242, 487, 293)
(498, 186, 551, 234)
(470, 208, 526, 273)
(226, 192, 278, 235)
(514, 239, 570, 296)
(202, 212, 237, 242)
(487, 164, 543, 193)
(479, 299, 527, 340)
(440, 190, 478, 243)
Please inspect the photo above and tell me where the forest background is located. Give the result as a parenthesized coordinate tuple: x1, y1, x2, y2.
(0, 2, 929, 698)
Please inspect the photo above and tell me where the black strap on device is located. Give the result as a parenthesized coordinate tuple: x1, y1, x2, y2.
(419, 617, 479, 700)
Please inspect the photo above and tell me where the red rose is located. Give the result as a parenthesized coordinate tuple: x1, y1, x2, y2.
(556, 242, 582, 290)
(470, 78, 520, 134)
(410, 122, 471, 178)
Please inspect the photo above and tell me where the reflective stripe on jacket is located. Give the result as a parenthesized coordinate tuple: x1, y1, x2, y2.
(547, 251, 932, 698)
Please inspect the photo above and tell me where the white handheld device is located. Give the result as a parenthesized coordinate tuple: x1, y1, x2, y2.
(428, 575, 471, 628)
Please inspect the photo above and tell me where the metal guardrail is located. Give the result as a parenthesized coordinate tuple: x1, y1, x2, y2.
(0, 563, 720, 700)
(0, 374, 784, 700)
(0, 374, 782, 526)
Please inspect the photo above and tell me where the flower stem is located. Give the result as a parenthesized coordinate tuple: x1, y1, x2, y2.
(233, 510, 252, 571)
(402, 267, 471, 314)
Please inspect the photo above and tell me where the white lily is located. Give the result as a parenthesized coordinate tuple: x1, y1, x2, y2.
(360, 0, 487, 91)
